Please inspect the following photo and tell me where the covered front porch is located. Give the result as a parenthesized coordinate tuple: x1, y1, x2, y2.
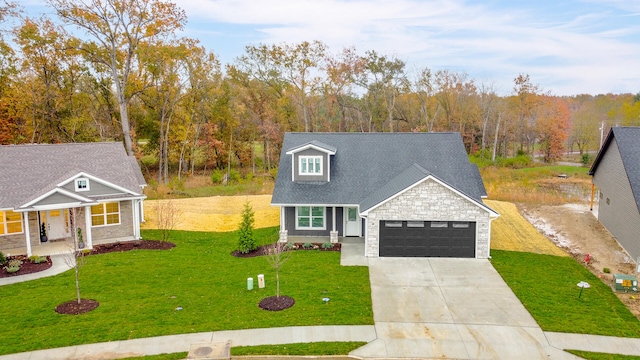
(2, 236, 138, 257)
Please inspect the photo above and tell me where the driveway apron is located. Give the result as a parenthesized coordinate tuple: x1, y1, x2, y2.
(351, 257, 577, 359)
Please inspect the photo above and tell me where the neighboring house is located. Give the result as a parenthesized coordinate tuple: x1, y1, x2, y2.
(271, 132, 499, 258)
(589, 127, 640, 261)
(0, 142, 146, 256)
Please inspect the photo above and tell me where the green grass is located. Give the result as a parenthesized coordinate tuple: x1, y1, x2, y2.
(0, 227, 372, 355)
(120, 352, 188, 360)
(231, 341, 368, 356)
(566, 350, 640, 359)
(490, 250, 640, 337)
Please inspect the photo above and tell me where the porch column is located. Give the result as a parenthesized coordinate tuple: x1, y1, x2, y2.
(140, 199, 145, 222)
(278, 207, 287, 243)
(132, 199, 141, 239)
(23, 212, 32, 256)
(330, 206, 338, 244)
(84, 205, 93, 249)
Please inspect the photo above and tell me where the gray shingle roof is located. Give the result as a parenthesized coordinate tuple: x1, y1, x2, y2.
(0, 142, 146, 209)
(272, 132, 490, 212)
(590, 127, 640, 212)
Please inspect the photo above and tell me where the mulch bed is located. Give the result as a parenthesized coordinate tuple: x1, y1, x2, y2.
(0, 255, 52, 278)
(259, 295, 295, 311)
(88, 240, 175, 255)
(55, 299, 100, 315)
(232, 242, 341, 258)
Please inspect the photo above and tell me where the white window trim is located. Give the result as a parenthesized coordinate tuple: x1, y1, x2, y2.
(91, 202, 121, 227)
(295, 206, 326, 230)
(75, 178, 90, 192)
(298, 156, 323, 176)
(0, 210, 24, 236)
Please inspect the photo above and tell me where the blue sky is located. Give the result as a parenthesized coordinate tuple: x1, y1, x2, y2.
(20, 0, 640, 96)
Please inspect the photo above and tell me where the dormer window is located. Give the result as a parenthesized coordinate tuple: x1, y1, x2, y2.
(75, 178, 90, 192)
(300, 156, 322, 175)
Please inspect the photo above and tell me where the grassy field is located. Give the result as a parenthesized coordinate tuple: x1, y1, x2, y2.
(0, 228, 372, 355)
(142, 195, 280, 232)
(481, 165, 591, 204)
(491, 250, 640, 337)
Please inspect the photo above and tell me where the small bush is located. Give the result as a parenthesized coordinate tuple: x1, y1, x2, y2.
(603, 267, 611, 274)
(229, 169, 241, 183)
(211, 169, 224, 184)
(285, 243, 295, 250)
(0, 251, 5, 265)
(4, 259, 22, 273)
(302, 243, 313, 249)
(29, 255, 47, 264)
(321, 243, 333, 249)
(581, 153, 591, 166)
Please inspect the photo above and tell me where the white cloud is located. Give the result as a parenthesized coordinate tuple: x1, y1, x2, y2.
(175, 0, 640, 95)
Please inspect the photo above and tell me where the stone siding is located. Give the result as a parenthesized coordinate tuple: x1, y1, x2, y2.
(91, 201, 134, 241)
(365, 179, 491, 258)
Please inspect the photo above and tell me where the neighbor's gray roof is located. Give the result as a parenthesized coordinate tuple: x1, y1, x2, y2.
(272, 132, 490, 212)
(589, 127, 640, 212)
(0, 142, 146, 209)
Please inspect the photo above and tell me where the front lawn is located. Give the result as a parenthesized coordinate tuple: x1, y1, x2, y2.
(491, 250, 640, 337)
(0, 228, 372, 355)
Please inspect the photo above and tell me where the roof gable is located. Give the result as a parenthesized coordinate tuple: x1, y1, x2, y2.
(0, 142, 146, 209)
(272, 132, 489, 209)
(590, 127, 640, 211)
(286, 140, 337, 155)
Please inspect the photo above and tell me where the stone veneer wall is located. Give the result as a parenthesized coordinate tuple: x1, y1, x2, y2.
(365, 179, 491, 258)
(91, 200, 134, 241)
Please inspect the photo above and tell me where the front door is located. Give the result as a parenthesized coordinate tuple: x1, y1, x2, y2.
(345, 207, 360, 237)
(45, 209, 70, 240)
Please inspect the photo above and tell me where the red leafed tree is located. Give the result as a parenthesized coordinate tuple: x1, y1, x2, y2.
(537, 96, 569, 162)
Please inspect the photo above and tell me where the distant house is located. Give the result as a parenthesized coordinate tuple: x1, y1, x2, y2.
(0, 142, 146, 256)
(589, 127, 640, 261)
(271, 132, 499, 258)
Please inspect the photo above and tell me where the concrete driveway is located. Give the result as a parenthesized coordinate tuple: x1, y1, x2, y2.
(350, 257, 577, 359)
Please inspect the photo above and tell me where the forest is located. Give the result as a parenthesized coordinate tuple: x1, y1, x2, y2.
(1, 0, 639, 185)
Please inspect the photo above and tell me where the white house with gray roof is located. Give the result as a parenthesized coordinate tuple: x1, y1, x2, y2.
(589, 127, 640, 261)
(0, 142, 146, 256)
(271, 132, 499, 258)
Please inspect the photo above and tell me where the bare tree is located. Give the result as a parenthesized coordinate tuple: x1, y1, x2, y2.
(155, 199, 181, 242)
(265, 241, 291, 298)
(62, 207, 86, 304)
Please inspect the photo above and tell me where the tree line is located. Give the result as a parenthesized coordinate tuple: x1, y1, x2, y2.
(0, 0, 639, 184)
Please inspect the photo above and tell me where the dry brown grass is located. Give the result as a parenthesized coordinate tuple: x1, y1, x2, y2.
(142, 195, 279, 232)
(485, 199, 567, 256)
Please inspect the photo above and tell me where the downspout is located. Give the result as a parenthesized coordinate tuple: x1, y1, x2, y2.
(590, 183, 595, 211)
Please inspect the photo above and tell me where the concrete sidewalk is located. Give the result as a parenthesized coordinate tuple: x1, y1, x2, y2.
(0, 254, 72, 286)
(0, 326, 377, 360)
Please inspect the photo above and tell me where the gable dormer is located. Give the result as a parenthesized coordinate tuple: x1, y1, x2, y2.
(285, 140, 337, 182)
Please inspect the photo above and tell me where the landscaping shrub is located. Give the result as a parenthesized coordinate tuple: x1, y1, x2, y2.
(29, 255, 47, 264)
(4, 259, 22, 273)
(0, 251, 5, 265)
(321, 243, 333, 249)
(237, 202, 257, 254)
(302, 243, 313, 249)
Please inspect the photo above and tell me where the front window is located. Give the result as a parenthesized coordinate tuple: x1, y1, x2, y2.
(297, 206, 325, 229)
(91, 202, 120, 226)
(299, 156, 322, 175)
(0, 210, 23, 235)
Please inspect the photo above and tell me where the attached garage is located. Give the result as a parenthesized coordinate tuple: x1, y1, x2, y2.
(379, 220, 476, 257)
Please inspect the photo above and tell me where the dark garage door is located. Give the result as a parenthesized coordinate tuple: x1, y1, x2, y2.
(379, 220, 476, 258)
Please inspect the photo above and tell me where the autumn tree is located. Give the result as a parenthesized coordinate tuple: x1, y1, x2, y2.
(48, 0, 187, 155)
(511, 74, 541, 154)
(411, 66, 440, 132)
(537, 96, 569, 162)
